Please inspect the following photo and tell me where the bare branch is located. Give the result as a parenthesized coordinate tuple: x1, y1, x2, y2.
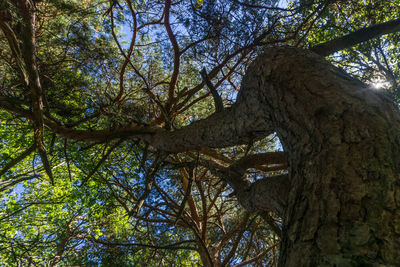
(130, 154, 166, 215)
(233, 243, 279, 267)
(200, 67, 224, 113)
(110, 2, 137, 102)
(174, 166, 194, 225)
(221, 213, 252, 266)
(164, 0, 180, 110)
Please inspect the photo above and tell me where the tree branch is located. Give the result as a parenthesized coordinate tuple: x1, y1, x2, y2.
(130, 154, 165, 215)
(233, 243, 279, 267)
(200, 67, 224, 113)
(0, 174, 39, 193)
(18, 0, 53, 183)
(232, 152, 287, 169)
(221, 213, 251, 266)
(201, 158, 289, 217)
(0, 20, 28, 84)
(110, 1, 137, 102)
(0, 144, 36, 177)
(80, 139, 124, 186)
(93, 238, 197, 251)
(164, 0, 180, 110)
(311, 18, 400, 56)
(174, 166, 194, 225)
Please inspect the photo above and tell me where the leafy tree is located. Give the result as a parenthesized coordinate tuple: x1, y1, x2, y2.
(1, 0, 400, 266)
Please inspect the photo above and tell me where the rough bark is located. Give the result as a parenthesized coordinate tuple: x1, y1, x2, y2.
(151, 47, 400, 265)
(202, 158, 289, 217)
(240, 47, 400, 266)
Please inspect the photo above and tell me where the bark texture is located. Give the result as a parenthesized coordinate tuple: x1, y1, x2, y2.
(202, 158, 289, 217)
(151, 47, 400, 265)
(241, 47, 400, 266)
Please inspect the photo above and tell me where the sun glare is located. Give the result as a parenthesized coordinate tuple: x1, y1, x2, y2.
(372, 78, 389, 90)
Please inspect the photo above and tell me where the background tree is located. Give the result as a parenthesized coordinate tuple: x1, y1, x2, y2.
(1, 0, 400, 265)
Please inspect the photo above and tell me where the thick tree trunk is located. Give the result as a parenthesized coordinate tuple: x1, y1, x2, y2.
(158, 47, 400, 265)
(240, 47, 400, 266)
(151, 47, 400, 265)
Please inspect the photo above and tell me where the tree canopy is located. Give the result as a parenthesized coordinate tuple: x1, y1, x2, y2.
(1, 0, 400, 266)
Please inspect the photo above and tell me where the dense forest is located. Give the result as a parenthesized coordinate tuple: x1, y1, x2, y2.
(1, 0, 400, 266)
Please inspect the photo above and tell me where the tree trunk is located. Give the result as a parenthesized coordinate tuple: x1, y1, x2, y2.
(152, 47, 400, 265)
(240, 47, 400, 266)
(197, 241, 218, 267)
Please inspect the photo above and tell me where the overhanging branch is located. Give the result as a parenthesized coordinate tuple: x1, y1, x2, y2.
(311, 18, 400, 56)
